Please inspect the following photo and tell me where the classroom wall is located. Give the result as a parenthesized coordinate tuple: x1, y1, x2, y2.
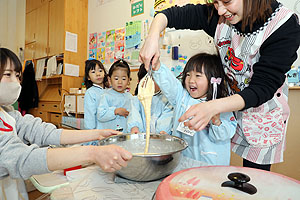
(87, 0, 217, 93)
(0, 0, 25, 58)
(88, 0, 154, 35)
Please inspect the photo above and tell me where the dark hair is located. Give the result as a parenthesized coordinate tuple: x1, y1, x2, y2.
(180, 53, 228, 100)
(84, 59, 109, 89)
(108, 59, 131, 78)
(206, 0, 272, 32)
(0, 48, 22, 80)
(134, 63, 147, 95)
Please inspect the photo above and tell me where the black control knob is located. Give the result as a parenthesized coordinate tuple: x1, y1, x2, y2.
(221, 172, 257, 195)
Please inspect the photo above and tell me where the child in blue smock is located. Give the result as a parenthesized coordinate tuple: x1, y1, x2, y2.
(128, 64, 173, 134)
(83, 59, 110, 145)
(152, 53, 237, 165)
(97, 60, 133, 133)
(84, 59, 109, 130)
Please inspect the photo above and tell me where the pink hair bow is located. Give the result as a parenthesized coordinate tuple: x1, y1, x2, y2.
(211, 77, 222, 84)
(210, 77, 222, 100)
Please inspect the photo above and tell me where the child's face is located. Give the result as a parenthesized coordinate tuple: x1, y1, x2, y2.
(185, 69, 208, 99)
(109, 68, 129, 93)
(213, 0, 243, 25)
(88, 64, 105, 87)
(1, 60, 20, 83)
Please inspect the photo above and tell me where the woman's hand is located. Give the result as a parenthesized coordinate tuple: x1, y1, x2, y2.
(93, 145, 132, 172)
(139, 13, 168, 70)
(179, 95, 245, 131)
(139, 34, 160, 71)
(179, 101, 217, 131)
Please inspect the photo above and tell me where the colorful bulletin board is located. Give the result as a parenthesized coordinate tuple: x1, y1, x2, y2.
(88, 21, 142, 66)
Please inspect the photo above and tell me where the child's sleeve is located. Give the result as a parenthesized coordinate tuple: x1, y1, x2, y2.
(97, 93, 117, 122)
(155, 98, 174, 134)
(153, 63, 185, 106)
(84, 90, 97, 129)
(127, 96, 145, 133)
(208, 112, 237, 142)
(10, 110, 62, 146)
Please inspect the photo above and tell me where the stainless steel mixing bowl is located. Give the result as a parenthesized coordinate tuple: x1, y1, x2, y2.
(98, 133, 188, 181)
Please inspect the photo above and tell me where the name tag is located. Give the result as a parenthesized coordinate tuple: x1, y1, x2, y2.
(177, 105, 196, 136)
(177, 121, 196, 136)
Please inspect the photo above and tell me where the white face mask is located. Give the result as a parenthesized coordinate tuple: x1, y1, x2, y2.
(0, 82, 22, 106)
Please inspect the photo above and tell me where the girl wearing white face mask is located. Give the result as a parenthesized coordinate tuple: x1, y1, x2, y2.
(0, 48, 132, 200)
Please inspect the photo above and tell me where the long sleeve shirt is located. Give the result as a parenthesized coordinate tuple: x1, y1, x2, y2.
(0, 106, 61, 180)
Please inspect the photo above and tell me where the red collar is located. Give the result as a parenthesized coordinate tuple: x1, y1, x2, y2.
(0, 117, 13, 132)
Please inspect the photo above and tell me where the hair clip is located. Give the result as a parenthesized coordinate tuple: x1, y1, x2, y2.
(211, 77, 222, 100)
(88, 57, 96, 61)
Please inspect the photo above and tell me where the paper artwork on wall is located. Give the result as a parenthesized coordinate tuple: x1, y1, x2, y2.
(97, 32, 106, 48)
(105, 47, 115, 64)
(89, 33, 97, 50)
(115, 40, 125, 59)
(106, 30, 116, 47)
(115, 28, 125, 41)
(97, 48, 105, 64)
(125, 21, 141, 49)
(89, 49, 97, 59)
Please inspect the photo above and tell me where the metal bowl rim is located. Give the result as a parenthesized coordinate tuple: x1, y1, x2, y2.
(99, 133, 188, 157)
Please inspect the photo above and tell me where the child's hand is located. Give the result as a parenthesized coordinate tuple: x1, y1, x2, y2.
(114, 108, 129, 117)
(131, 127, 140, 134)
(93, 145, 132, 172)
(211, 114, 222, 126)
(159, 131, 168, 135)
(97, 129, 122, 140)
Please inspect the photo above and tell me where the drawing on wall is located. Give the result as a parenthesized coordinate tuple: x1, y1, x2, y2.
(115, 40, 125, 59)
(97, 48, 105, 64)
(115, 28, 125, 41)
(106, 30, 116, 47)
(97, 32, 106, 48)
(89, 33, 97, 50)
(105, 46, 115, 64)
(89, 49, 97, 59)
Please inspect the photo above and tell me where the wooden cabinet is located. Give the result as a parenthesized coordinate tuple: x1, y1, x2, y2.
(26, 0, 47, 14)
(48, 0, 64, 56)
(25, 9, 37, 44)
(35, 2, 49, 58)
(26, 0, 88, 127)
